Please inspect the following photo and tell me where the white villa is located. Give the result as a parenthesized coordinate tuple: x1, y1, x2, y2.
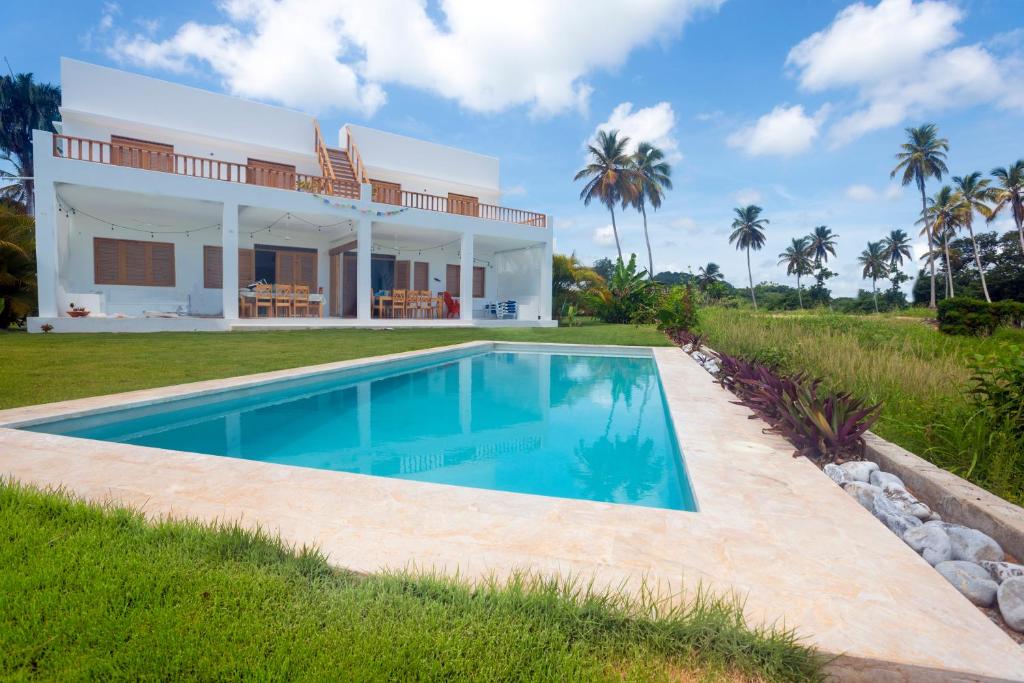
(29, 59, 554, 332)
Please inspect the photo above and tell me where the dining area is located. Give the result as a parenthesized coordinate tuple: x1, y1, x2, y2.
(372, 289, 450, 319)
(239, 283, 324, 318)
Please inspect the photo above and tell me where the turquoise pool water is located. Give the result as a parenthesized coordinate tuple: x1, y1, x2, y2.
(27, 349, 695, 511)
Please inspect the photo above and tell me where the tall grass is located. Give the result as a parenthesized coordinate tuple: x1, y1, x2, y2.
(699, 308, 1024, 504)
(0, 480, 824, 682)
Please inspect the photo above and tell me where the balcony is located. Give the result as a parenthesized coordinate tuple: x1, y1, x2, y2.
(52, 134, 361, 199)
(370, 182, 546, 227)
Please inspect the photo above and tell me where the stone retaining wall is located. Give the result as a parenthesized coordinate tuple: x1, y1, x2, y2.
(863, 432, 1024, 561)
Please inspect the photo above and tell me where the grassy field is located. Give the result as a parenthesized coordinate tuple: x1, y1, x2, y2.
(0, 323, 669, 409)
(700, 308, 1024, 504)
(0, 481, 823, 682)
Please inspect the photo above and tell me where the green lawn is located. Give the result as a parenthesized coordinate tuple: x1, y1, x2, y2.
(0, 323, 669, 409)
(699, 308, 1024, 503)
(0, 481, 823, 682)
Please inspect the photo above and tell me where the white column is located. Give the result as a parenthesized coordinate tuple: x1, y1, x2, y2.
(460, 232, 473, 321)
(222, 203, 239, 320)
(34, 180, 60, 318)
(356, 217, 372, 321)
(540, 217, 554, 321)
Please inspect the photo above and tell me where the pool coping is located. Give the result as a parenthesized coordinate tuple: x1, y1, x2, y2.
(1, 341, 1022, 681)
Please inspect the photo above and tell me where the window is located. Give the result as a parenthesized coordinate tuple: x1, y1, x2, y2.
(110, 135, 175, 172)
(371, 179, 402, 205)
(94, 237, 175, 287)
(203, 246, 256, 288)
(444, 265, 485, 297)
(414, 262, 429, 290)
(447, 193, 479, 217)
(246, 158, 296, 189)
(395, 260, 411, 290)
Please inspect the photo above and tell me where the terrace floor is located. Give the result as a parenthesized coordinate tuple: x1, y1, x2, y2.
(1, 341, 1021, 681)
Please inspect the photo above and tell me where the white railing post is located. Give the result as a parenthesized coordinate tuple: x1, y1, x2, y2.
(222, 203, 239, 320)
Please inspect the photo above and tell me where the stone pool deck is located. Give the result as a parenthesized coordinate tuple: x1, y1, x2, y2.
(1, 341, 1021, 681)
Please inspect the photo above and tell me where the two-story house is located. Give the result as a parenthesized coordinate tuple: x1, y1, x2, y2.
(30, 59, 554, 332)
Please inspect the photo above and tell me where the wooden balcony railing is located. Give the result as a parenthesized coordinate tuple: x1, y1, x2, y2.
(313, 122, 336, 181)
(53, 134, 360, 199)
(371, 181, 546, 227)
(345, 128, 368, 185)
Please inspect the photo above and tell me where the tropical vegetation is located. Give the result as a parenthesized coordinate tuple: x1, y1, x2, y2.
(728, 205, 768, 309)
(0, 201, 35, 327)
(1, 73, 61, 213)
(627, 141, 673, 278)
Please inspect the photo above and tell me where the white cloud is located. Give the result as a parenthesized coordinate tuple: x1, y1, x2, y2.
(726, 104, 829, 156)
(845, 183, 903, 202)
(733, 188, 762, 206)
(784, 0, 1024, 145)
(592, 101, 682, 162)
(593, 225, 617, 247)
(106, 0, 724, 116)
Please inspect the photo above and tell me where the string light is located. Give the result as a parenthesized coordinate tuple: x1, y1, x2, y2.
(57, 200, 221, 236)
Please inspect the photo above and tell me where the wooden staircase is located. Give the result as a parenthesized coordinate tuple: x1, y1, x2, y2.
(325, 147, 359, 187)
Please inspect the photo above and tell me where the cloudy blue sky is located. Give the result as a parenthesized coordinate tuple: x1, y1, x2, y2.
(5, 0, 1024, 294)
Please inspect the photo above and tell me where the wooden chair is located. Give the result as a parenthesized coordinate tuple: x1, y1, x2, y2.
(273, 284, 293, 317)
(292, 285, 311, 317)
(254, 283, 273, 318)
(391, 289, 408, 319)
(407, 290, 425, 319)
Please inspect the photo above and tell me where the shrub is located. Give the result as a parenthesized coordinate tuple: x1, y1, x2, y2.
(937, 297, 1024, 336)
(588, 254, 656, 324)
(656, 284, 699, 332)
(714, 352, 880, 463)
(969, 345, 1024, 431)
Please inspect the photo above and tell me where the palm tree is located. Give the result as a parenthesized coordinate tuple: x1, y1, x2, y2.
(952, 172, 996, 302)
(627, 142, 672, 278)
(574, 130, 635, 262)
(989, 160, 1024, 257)
(806, 225, 838, 267)
(695, 262, 724, 291)
(0, 73, 61, 215)
(924, 186, 964, 299)
(728, 205, 768, 310)
(778, 237, 813, 308)
(891, 124, 949, 309)
(880, 229, 913, 269)
(0, 204, 36, 327)
(858, 241, 888, 313)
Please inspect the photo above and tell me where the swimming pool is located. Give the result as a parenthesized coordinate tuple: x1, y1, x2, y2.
(24, 346, 696, 511)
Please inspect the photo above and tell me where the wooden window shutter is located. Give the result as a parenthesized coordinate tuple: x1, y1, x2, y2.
(414, 262, 429, 290)
(395, 260, 411, 290)
(247, 158, 296, 189)
(205, 246, 254, 288)
(239, 249, 255, 287)
(446, 264, 460, 295)
(448, 193, 479, 217)
(93, 237, 175, 287)
(297, 252, 317, 288)
(472, 266, 485, 298)
(110, 135, 174, 172)
(94, 238, 120, 284)
(150, 243, 175, 286)
(371, 179, 401, 205)
(204, 246, 223, 289)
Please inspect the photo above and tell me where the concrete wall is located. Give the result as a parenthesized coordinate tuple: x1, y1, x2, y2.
(345, 124, 501, 204)
(61, 59, 317, 157)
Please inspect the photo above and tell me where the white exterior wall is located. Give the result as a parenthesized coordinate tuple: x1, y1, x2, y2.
(345, 124, 501, 205)
(494, 245, 545, 321)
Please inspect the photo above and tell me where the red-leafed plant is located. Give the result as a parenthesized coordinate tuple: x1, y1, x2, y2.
(701, 349, 880, 463)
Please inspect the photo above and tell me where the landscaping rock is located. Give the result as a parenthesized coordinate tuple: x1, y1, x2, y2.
(903, 524, 952, 566)
(875, 487, 931, 520)
(935, 561, 998, 607)
(823, 464, 848, 486)
(997, 577, 1024, 632)
(843, 481, 882, 511)
(926, 510, 942, 523)
(839, 461, 878, 483)
(946, 525, 1004, 563)
(869, 470, 906, 491)
(981, 561, 1024, 584)
(873, 495, 923, 536)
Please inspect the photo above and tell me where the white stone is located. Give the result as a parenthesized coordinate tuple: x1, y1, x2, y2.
(843, 481, 881, 511)
(903, 524, 952, 566)
(869, 470, 906, 491)
(936, 561, 998, 607)
(873, 495, 923, 536)
(981, 561, 1024, 584)
(997, 577, 1024, 632)
(823, 463, 848, 486)
(874, 487, 931, 520)
(839, 461, 878, 483)
(946, 525, 1004, 563)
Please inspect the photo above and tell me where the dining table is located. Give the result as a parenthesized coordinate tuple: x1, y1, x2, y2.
(372, 293, 446, 319)
(238, 287, 324, 317)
